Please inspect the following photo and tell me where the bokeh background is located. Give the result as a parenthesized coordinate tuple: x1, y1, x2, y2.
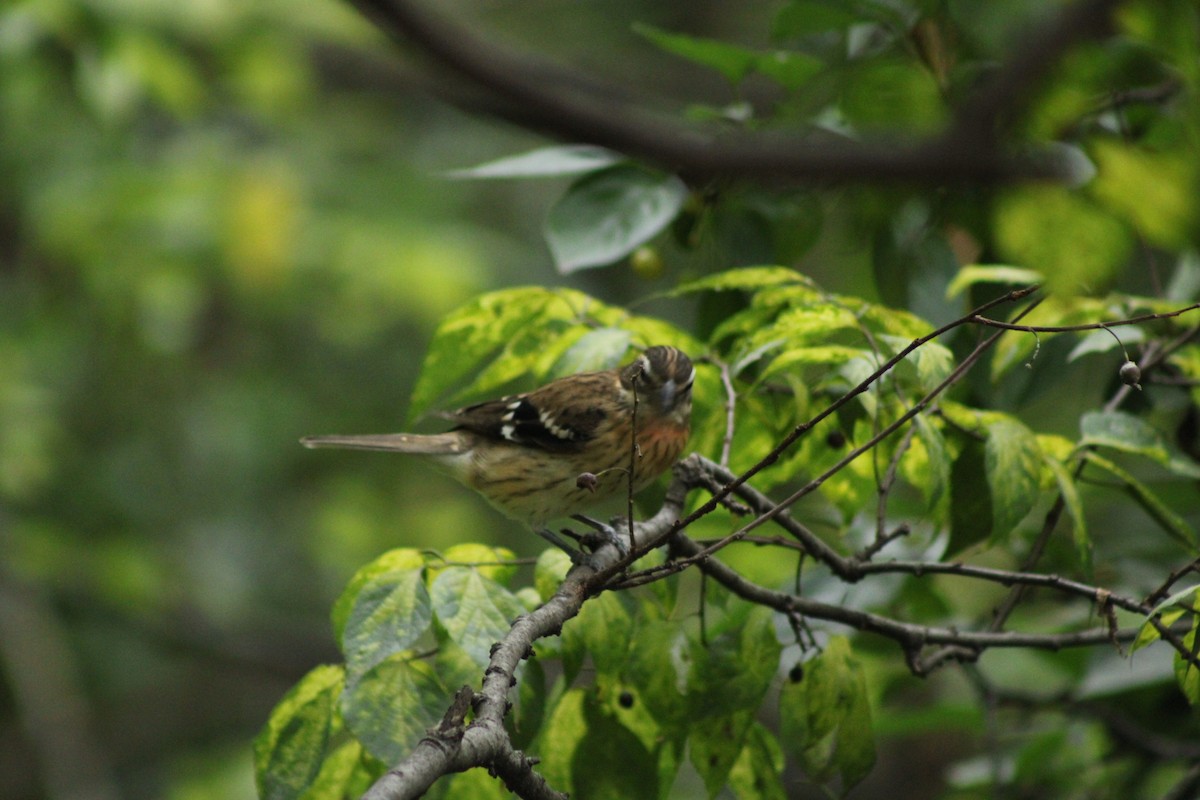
(0, 2, 809, 797)
(3, 1, 1197, 798)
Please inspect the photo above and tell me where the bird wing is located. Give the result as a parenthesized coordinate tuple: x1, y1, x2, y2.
(449, 374, 610, 452)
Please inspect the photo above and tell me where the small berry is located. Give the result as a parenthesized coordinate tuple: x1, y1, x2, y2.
(1119, 360, 1142, 390)
(629, 246, 665, 279)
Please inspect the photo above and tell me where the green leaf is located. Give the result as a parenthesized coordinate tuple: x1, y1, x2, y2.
(566, 590, 633, 678)
(753, 50, 823, 90)
(994, 186, 1132, 295)
(430, 566, 526, 667)
(448, 145, 623, 179)
(340, 655, 449, 763)
(686, 603, 781, 718)
(552, 327, 634, 375)
(727, 721, 787, 800)
(254, 665, 345, 800)
(407, 288, 572, 419)
(773, 1, 859, 38)
(1133, 585, 1200, 654)
(944, 265, 1042, 298)
(545, 165, 688, 273)
(841, 61, 946, 132)
(911, 340, 954, 392)
(331, 549, 426, 645)
(1080, 410, 1200, 479)
(1175, 613, 1200, 704)
(633, 23, 758, 83)
(912, 414, 949, 508)
(298, 739, 371, 800)
(1092, 141, 1198, 248)
(439, 767, 513, 800)
(534, 548, 572, 601)
(669, 266, 814, 296)
(985, 418, 1044, 540)
(1080, 410, 1170, 462)
(1132, 608, 1186, 653)
(779, 637, 875, 792)
(513, 657, 548, 750)
(342, 566, 432, 680)
(1066, 327, 1144, 362)
(573, 695, 660, 800)
(534, 689, 589, 794)
(438, 543, 518, 585)
(949, 439, 992, 553)
(689, 711, 755, 796)
(622, 620, 688, 730)
(1083, 451, 1197, 549)
(1043, 454, 1091, 573)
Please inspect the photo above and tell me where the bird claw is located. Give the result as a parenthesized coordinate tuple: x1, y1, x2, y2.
(535, 515, 630, 568)
(571, 514, 631, 558)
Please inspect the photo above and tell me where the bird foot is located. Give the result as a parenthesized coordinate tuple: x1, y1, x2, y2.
(571, 515, 631, 558)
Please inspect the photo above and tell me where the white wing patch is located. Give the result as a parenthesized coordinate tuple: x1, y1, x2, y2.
(538, 409, 576, 442)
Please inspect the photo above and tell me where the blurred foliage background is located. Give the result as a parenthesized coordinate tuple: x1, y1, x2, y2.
(2, 0, 1198, 798)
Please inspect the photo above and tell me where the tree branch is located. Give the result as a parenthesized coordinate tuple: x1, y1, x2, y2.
(343, 0, 1123, 184)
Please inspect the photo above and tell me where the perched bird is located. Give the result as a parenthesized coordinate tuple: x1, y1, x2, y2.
(302, 345, 694, 561)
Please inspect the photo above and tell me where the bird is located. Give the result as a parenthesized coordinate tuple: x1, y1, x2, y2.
(301, 345, 694, 562)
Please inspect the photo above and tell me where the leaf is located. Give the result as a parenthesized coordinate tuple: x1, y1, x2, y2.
(1066, 327, 1144, 362)
(1042, 454, 1091, 573)
(254, 665, 345, 800)
(447, 145, 624, 179)
(407, 288, 569, 419)
(633, 23, 759, 83)
(564, 590, 633, 678)
(339, 655, 449, 763)
(686, 603, 781, 718)
(1083, 451, 1197, 549)
(993, 186, 1132, 295)
(534, 689, 589, 794)
(949, 439, 992, 552)
(727, 721, 787, 800)
(573, 695, 660, 800)
(437, 542, 518, 585)
(534, 548, 572, 601)
(299, 739, 371, 800)
(912, 414, 949, 508)
(689, 711, 755, 796)
(552, 327, 634, 375)
(779, 637, 875, 791)
(545, 165, 688, 273)
(1092, 141, 1198, 248)
(1133, 585, 1200, 654)
(985, 418, 1044, 540)
(773, 1, 859, 38)
(622, 620, 688, 731)
(331, 548, 426, 645)
(753, 50, 823, 90)
(1080, 410, 1200, 479)
(342, 566, 432, 680)
(669, 266, 813, 296)
(911, 340, 954, 392)
(1132, 608, 1186, 653)
(944, 265, 1043, 298)
(1175, 610, 1200, 705)
(1080, 410, 1169, 462)
(429, 566, 526, 667)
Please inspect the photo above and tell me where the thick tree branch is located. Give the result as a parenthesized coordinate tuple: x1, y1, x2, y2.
(343, 0, 1124, 184)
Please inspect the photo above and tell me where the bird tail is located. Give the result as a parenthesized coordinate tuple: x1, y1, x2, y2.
(300, 432, 467, 455)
